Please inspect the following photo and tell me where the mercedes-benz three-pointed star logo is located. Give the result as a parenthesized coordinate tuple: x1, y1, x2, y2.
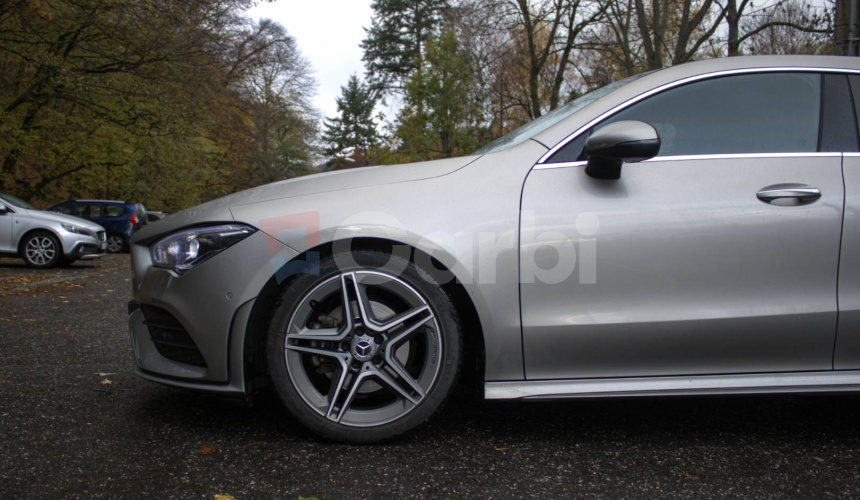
(351, 335, 377, 362)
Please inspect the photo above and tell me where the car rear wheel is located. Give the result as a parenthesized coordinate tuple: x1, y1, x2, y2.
(21, 232, 62, 268)
(266, 250, 461, 443)
(106, 234, 125, 253)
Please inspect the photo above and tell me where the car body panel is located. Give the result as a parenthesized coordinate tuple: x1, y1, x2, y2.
(129, 231, 298, 382)
(521, 155, 844, 379)
(0, 206, 13, 253)
(485, 370, 860, 399)
(228, 140, 547, 381)
(127, 55, 860, 402)
(836, 154, 860, 369)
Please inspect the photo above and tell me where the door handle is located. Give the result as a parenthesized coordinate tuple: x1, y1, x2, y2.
(756, 183, 821, 206)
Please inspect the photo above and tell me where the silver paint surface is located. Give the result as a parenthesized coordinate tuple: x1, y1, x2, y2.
(128, 55, 860, 399)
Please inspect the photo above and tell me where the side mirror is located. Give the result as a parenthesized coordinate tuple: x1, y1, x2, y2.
(584, 120, 661, 180)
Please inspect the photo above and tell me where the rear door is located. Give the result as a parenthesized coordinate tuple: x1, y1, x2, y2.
(102, 204, 128, 236)
(520, 71, 845, 380)
(85, 204, 106, 228)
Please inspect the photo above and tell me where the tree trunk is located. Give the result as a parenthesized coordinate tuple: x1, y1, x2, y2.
(440, 129, 451, 158)
(836, 0, 851, 55)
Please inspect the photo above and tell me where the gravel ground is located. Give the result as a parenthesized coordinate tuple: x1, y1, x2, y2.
(2, 254, 860, 499)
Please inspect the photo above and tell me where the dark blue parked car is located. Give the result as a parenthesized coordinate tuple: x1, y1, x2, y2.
(48, 200, 147, 253)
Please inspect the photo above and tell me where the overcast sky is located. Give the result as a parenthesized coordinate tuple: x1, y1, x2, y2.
(247, 1, 374, 119)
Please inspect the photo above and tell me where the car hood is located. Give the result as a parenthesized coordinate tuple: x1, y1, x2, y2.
(219, 155, 479, 208)
(23, 208, 104, 231)
(133, 155, 481, 242)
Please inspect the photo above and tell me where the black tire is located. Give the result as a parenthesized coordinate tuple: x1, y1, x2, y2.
(21, 231, 62, 269)
(266, 250, 461, 444)
(106, 234, 126, 253)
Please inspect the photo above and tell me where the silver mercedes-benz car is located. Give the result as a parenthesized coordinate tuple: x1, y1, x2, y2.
(128, 55, 860, 443)
(0, 190, 107, 268)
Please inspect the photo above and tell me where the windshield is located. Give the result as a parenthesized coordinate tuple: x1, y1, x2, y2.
(0, 190, 36, 209)
(474, 73, 650, 155)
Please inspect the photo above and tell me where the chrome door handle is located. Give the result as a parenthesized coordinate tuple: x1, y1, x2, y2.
(756, 183, 821, 206)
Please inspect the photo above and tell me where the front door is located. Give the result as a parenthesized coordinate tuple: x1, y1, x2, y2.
(520, 71, 848, 380)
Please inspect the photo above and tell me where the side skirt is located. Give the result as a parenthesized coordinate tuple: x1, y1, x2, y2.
(484, 370, 860, 400)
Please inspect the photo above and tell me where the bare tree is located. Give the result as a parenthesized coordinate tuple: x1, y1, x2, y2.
(742, 0, 834, 55)
(496, 0, 605, 118)
(634, 0, 726, 69)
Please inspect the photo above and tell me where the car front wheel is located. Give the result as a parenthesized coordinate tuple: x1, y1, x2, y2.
(106, 234, 125, 253)
(266, 250, 461, 443)
(21, 232, 62, 268)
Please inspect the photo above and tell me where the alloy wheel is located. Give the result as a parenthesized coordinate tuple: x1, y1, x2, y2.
(25, 235, 57, 266)
(284, 270, 443, 427)
(107, 235, 124, 253)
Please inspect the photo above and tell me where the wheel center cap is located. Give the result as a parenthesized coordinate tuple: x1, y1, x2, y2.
(351, 335, 377, 362)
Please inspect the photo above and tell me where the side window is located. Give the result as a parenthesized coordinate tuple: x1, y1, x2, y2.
(849, 75, 860, 149)
(73, 204, 88, 218)
(820, 74, 859, 152)
(52, 205, 72, 215)
(87, 205, 103, 218)
(104, 205, 125, 217)
(548, 72, 822, 162)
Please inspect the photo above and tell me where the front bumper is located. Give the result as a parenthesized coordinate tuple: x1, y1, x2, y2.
(127, 230, 298, 394)
(60, 230, 106, 260)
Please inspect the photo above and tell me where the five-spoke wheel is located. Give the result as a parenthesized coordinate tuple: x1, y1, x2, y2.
(267, 250, 461, 443)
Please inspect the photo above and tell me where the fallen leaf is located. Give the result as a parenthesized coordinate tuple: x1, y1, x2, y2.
(494, 448, 509, 453)
(100, 379, 112, 385)
(0, 380, 8, 384)
(198, 446, 217, 455)
(213, 495, 235, 500)
(96, 372, 116, 376)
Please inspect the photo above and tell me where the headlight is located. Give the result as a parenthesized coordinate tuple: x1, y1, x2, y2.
(150, 224, 257, 274)
(61, 223, 87, 235)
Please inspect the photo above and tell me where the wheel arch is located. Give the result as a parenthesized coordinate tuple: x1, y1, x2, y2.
(242, 237, 486, 394)
(17, 227, 64, 256)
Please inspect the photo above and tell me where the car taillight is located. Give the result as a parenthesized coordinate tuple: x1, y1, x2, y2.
(130, 212, 139, 230)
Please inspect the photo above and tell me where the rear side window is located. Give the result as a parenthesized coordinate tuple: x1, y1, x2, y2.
(848, 75, 860, 149)
(52, 205, 72, 215)
(104, 205, 126, 217)
(72, 204, 87, 218)
(820, 74, 859, 152)
(87, 205, 102, 218)
(548, 72, 822, 161)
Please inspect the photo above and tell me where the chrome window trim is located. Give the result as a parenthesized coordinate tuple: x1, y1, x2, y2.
(844, 152, 860, 157)
(536, 66, 860, 165)
(533, 152, 843, 170)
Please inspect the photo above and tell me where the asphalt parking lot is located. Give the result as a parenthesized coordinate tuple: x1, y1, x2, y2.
(2, 254, 860, 499)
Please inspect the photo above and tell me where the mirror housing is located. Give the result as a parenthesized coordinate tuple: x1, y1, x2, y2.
(584, 120, 661, 180)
